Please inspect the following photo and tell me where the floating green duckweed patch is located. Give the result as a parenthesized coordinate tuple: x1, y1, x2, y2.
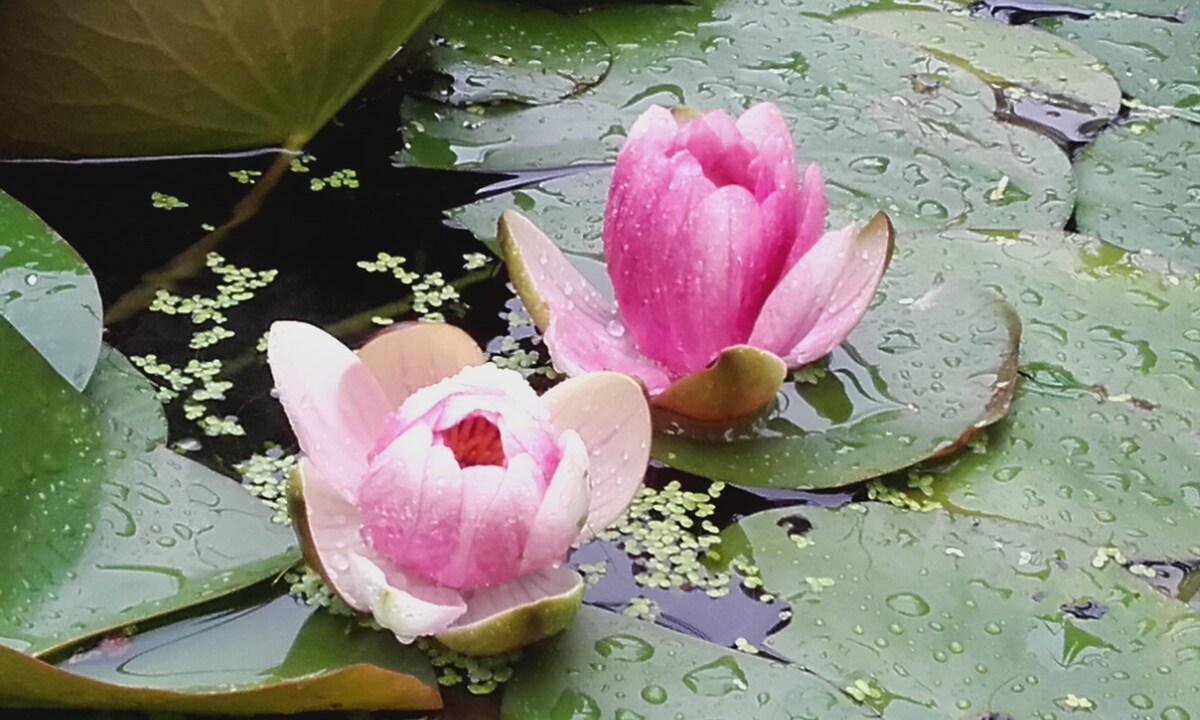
(719, 503, 1200, 716)
(418, 638, 522, 695)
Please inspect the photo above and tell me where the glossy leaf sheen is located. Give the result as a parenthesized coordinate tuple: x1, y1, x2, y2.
(0, 317, 298, 656)
(411, 0, 1074, 235)
(0, 189, 101, 389)
(0, 592, 439, 713)
(720, 504, 1200, 716)
(501, 606, 871, 720)
(0, 0, 444, 157)
(654, 273, 1020, 489)
(1073, 118, 1200, 265)
(83, 345, 168, 445)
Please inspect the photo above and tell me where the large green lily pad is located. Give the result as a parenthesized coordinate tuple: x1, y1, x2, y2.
(653, 273, 1021, 489)
(0, 315, 299, 656)
(408, 0, 1073, 235)
(1, 592, 440, 713)
(719, 504, 1200, 717)
(415, 0, 611, 106)
(501, 606, 870, 719)
(1072, 118, 1200, 264)
(0, 0, 444, 157)
(0, 189, 101, 389)
(83, 345, 168, 445)
(841, 9, 1122, 115)
(1042, 14, 1200, 110)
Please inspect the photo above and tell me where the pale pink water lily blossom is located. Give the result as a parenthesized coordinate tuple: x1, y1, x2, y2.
(267, 321, 651, 655)
(500, 102, 894, 421)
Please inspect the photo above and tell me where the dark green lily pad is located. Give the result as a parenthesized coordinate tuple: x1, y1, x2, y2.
(83, 345, 168, 445)
(718, 503, 1200, 717)
(409, 0, 1073, 234)
(841, 9, 1122, 115)
(501, 606, 870, 719)
(0, 189, 101, 389)
(0, 315, 299, 656)
(415, 0, 611, 105)
(0, 0, 443, 157)
(654, 273, 1020, 489)
(1041, 14, 1200, 110)
(1072, 118, 1200, 264)
(1, 592, 440, 713)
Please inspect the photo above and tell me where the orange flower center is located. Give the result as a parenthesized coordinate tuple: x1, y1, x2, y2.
(442, 415, 506, 468)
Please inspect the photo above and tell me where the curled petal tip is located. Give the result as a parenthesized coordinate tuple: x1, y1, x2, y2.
(652, 345, 787, 422)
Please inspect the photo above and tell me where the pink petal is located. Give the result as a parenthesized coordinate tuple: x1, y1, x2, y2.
(435, 455, 543, 590)
(267, 321, 392, 500)
(345, 554, 467, 643)
(292, 458, 376, 611)
(356, 322, 485, 408)
(518, 430, 591, 574)
(749, 214, 894, 365)
(541, 372, 651, 542)
(672, 109, 756, 188)
(784, 163, 829, 270)
(448, 564, 583, 632)
(356, 428, 464, 582)
(648, 184, 764, 374)
(500, 210, 673, 393)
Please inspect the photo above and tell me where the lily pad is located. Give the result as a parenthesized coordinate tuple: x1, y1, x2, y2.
(0, 315, 299, 656)
(408, 0, 1073, 234)
(1072, 118, 1200, 264)
(414, 0, 611, 105)
(83, 345, 168, 445)
(0, 0, 444, 157)
(0, 189, 101, 389)
(1, 592, 440, 713)
(653, 272, 1019, 489)
(501, 606, 870, 719)
(841, 9, 1122, 116)
(719, 503, 1200, 717)
(1042, 14, 1200, 110)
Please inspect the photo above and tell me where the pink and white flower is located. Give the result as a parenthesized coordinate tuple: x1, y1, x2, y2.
(267, 321, 650, 654)
(500, 102, 894, 421)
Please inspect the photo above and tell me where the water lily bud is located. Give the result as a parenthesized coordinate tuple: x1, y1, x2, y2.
(268, 321, 651, 655)
(500, 102, 895, 422)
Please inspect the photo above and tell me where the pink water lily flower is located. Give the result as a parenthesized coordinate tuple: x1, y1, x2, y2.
(500, 102, 894, 421)
(268, 321, 650, 655)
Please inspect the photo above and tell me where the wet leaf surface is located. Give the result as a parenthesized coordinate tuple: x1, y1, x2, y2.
(653, 273, 1021, 489)
(1073, 118, 1200, 264)
(0, 189, 102, 389)
(414, 0, 611, 106)
(720, 503, 1200, 717)
(0, 316, 298, 656)
(410, 0, 1074, 234)
(841, 9, 1122, 116)
(501, 606, 870, 720)
(83, 345, 168, 445)
(0, 590, 440, 713)
(1041, 13, 1200, 110)
(0, 0, 443, 157)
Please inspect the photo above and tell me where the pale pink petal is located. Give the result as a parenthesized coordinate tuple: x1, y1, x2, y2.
(541, 372, 651, 542)
(356, 322, 485, 408)
(737, 103, 801, 296)
(735, 103, 793, 159)
(435, 456, 542, 590)
(345, 554, 466, 643)
(518, 430, 591, 574)
(784, 163, 829, 270)
(500, 211, 673, 393)
(749, 215, 894, 365)
(446, 564, 583, 633)
(292, 458, 375, 611)
(623, 103, 680, 146)
(356, 429, 464, 583)
(267, 321, 392, 500)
